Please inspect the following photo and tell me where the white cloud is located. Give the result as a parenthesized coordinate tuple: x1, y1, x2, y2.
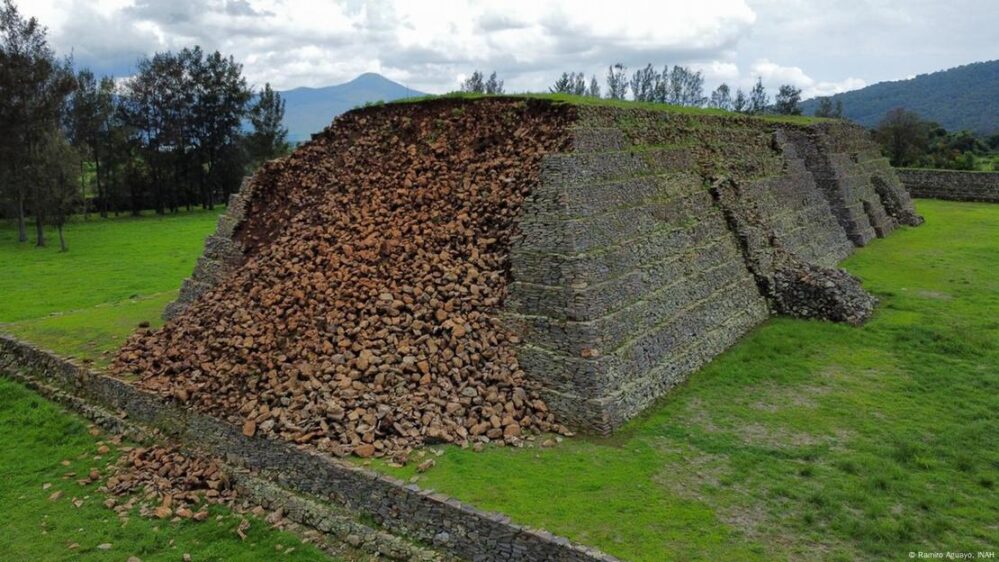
(12, 0, 996, 96)
(748, 59, 866, 99)
(692, 61, 741, 84)
(18, 0, 760, 92)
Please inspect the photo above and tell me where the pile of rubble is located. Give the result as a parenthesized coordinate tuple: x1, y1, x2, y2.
(114, 99, 574, 460)
(770, 258, 877, 326)
(101, 445, 236, 520)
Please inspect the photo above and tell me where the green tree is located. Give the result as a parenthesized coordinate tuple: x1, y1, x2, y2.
(66, 68, 115, 217)
(605, 63, 628, 100)
(630, 64, 657, 102)
(461, 70, 503, 94)
(774, 84, 802, 115)
(0, 0, 75, 243)
(483, 71, 504, 94)
(34, 126, 80, 250)
(586, 75, 600, 98)
(120, 50, 186, 214)
(873, 107, 930, 166)
(748, 77, 769, 114)
(120, 46, 250, 213)
(189, 48, 251, 208)
(665, 66, 705, 107)
(460, 70, 484, 93)
(551, 72, 586, 95)
(814, 96, 843, 118)
(104, 88, 145, 216)
(733, 88, 748, 113)
(709, 83, 732, 110)
(550, 72, 572, 94)
(246, 82, 289, 167)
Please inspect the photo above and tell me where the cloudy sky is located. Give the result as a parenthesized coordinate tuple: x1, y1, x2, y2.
(18, 0, 999, 98)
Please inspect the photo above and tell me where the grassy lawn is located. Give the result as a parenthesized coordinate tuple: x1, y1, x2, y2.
(368, 199, 998, 561)
(1, 209, 222, 365)
(2, 200, 996, 561)
(0, 377, 331, 561)
(0, 208, 222, 323)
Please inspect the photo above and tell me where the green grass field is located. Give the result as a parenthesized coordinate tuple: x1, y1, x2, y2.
(0, 377, 330, 561)
(2, 200, 997, 561)
(369, 199, 998, 561)
(0, 209, 222, 365)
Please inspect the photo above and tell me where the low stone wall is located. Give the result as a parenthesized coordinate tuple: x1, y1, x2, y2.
(0, 336, 617, 562)
(896, 168, 999, 202)
(2, 359, 443, 561)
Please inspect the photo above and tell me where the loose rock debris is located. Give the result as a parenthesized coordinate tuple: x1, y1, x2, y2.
(114, 99, 575, 460)
(100, 445, 235, 521)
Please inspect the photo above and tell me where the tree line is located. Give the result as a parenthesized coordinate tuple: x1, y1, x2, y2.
(0, 0, 289, 250)
(462, 63, 815, 116)
(874, 107, 999, 171)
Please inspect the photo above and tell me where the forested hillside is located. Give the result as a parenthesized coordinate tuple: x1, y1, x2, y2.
(802, 60, 999, 134)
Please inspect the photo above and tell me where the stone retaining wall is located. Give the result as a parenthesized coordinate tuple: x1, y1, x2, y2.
(1, 358, 444, 561)
(506, 109, 921, 432)
(897, 168, 999, 202)
(0, 336, 617, 562)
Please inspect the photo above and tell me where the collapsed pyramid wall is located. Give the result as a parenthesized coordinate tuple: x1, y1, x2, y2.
(154, 99, 921, 441)
(122, 99, 576, 460)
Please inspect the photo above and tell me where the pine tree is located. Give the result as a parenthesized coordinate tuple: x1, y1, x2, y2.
(748, 77, 769, 114)
(461, 70, 503, 94)
(815, 97, 844, 118)
(629, 64, 657, 102)
(247, 83, 289, 167)
(0, 0, 75, 243)
(733, 89, 748, 113)
(814, 96, 835, 117)
(652, 65, 669, 103)
(709, 83, 733, 110)
(484, 71, 504, 94)
(66, 68, 115, 217)
(605, 63, 628, 100)
(551, 72, 573, 94)
(35, 126, 80, 251)
(663, 66, 706, 106)
(461, 71, 484, 93)
(551, 72, 586, 95)
(774, 84, 803, 115)
(190, 48, 251, 208)
(587, 75, 601, 98)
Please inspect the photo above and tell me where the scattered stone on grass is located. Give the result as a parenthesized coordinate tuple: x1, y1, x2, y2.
(100, 445, 236, 521)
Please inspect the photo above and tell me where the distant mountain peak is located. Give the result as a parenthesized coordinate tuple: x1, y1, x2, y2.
(279, 73, 426, 141)
(352, 71, 392, 81)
